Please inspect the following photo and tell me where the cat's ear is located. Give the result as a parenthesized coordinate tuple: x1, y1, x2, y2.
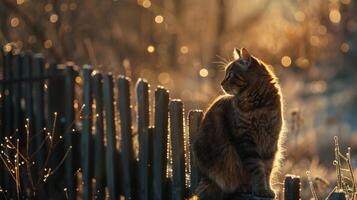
(233, 48, 240, 60)
(240, 48, 251, 62)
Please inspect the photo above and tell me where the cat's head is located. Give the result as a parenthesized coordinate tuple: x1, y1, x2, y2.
(221, 48, 273, 95)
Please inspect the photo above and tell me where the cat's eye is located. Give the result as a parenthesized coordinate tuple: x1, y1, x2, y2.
(227, 71, 234, 78)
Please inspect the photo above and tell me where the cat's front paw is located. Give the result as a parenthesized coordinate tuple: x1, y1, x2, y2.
(252, 187, 275, 198)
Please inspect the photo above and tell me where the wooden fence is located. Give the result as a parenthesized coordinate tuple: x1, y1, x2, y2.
(0, 49, 346, 200)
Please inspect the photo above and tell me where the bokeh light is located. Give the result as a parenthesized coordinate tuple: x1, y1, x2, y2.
(44, 3, 53, 12)
(10, 17, 20, 28)
(44, 40, 53, 48)
(155, 15, 164, 24)
(329, 9, 341, 24)
(199, 68, 209, 77)
(142, 0, 151, 8)
(158, 72, 171, 84)
(281, 56, 292, 67)
(340, 42, 350, 53)
(3, 44, 12, 52)
(50, 14, 59, 23)
(294, 11, 305, 22)
(180, 46, 189, 54)
(16, 0, 25, 5)
(147, 45, 155, 53)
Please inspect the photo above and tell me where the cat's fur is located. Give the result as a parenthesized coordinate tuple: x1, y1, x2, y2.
(193, 48, 284, 200)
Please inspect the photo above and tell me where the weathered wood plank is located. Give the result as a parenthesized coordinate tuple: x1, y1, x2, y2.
(81, 66, 93, 200)
(32, 54, 46, 173)
(92, 73, 106, 200)
(2, 50, 14, 197)
(188, 110, 203, 196)
(117, 76, 135, 199)
(63, 65, 76, 200)
(284, 175, 301, 200)
(169, 100, 185, 200)
(11, 53, 23, 143)
(137, 79, 150, 200)
(103, 74, 118, 200)
(152, 86, 169, 200)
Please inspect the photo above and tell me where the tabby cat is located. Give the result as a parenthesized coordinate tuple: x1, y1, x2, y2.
(193, 48, 283, 199)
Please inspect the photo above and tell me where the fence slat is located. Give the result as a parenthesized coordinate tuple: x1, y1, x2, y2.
(12, 53, 23, 142)
(188, 110, 203, 196)
(169, 100, 185, 200)
(137, 79, 150, 200)
(148, 126, 154, 200)
(32, 54, 46, 173)
(81, 66, 93, 200)
(117, 76, 135, 199)
(63, 66, 76, 200)
(92, 73, 106, 200)
(45, 62, 66, 197)
(2, 51, 14, 196)
(284, 175, 301, 200)
(152, 86, 169, 200)
(103, 74, 118, 200)
(0, 48, 3, 191)
(32, 54, 47, 199)
(22, 53, 34, 136)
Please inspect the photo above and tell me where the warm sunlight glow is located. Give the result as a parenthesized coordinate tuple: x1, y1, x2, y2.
(10, 17, 20, 28)
(147, 45, 155, 53)
(199, 68, 209, 77)
(329, 9, 341, 24)
(281, 56, 292, 67)
(155, 15, 164, 24)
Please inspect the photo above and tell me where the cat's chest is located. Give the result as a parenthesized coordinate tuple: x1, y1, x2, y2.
(232, 109, 279, 138)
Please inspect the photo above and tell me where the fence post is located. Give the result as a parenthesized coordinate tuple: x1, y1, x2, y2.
(117, 76, 135, 199)
(137, 79, 150, 200)
(188, 110, 203, 196)
(92, 73, 106, 199)
(284, 175, 301, 200)
(152, 86, 169, 200)
(169, 100, 185, 200)
(63, 65, 76, 200)
(103, 74, 118, 200)
(81, 66, 93, 200)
